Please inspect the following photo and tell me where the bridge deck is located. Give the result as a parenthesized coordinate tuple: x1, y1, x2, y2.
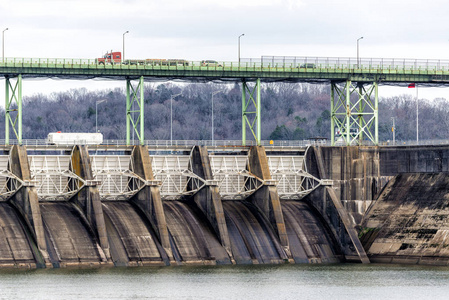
(2, 56, 449, 84)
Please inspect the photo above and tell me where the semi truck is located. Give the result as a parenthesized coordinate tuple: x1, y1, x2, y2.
(47, 132, 103, 145)
(96, 51, 122, 64)
(96, 51, 189, 66)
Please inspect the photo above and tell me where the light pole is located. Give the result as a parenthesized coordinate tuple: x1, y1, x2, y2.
(96, 99, 107, 133)
(122, 31, 129, 63)
(170, 93, 182, 145)
(357, 36, 363, 68)
(2, 28, 8, 63)
(211, 90, 223, 145)
(238, 33, 244, 63)
(416, 86, 419, 144)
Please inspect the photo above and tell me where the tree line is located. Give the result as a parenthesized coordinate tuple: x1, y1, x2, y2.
(1, 82, 448, 142)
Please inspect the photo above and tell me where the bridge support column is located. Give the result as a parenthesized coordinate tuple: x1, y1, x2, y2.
(126, 76, 145, 146)
(247, 146, 290, 256)
(129, 145, 173, 262)
(5, 75, 22, 145)
(189, 146, 233, 259)
(331, 80, 378, 146)
(242, 78, 261, 146)
(70, 145, 110, 261)
(8, 145, 49, 267)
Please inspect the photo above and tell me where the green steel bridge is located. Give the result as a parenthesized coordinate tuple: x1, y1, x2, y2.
(2, 55, 449, 146)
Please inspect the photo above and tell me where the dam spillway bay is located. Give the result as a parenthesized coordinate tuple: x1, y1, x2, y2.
(0, 143, 448, 267)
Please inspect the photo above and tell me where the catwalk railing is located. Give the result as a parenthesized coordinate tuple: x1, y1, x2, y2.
(1, 139, 448, 148)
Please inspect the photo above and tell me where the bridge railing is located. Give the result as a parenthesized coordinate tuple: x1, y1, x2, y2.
(3, 56, 449, 72)
(1, 139, 448, 148)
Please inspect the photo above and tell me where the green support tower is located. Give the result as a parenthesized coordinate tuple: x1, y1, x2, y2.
(330, 80, 378, 146)
(126, 76, 145, 146)
(242, 78, 261, 146)
(5, 75, 23, 145)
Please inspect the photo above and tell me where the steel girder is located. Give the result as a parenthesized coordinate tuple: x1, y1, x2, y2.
(150, 154, 206, 200)
(331, 80, 379, 146)
(209, 155, 264, 200)
(5, 75, 22, 145)
(267, 154, 322, 200)
(91, 155, 149, 201)
(28, 155, 85, 201)
(0, 155, 25, 201)
(126, 76, 145, 145)
(242, 78, 261, 146)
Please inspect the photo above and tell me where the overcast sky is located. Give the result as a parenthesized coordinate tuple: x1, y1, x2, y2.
(1, 0, 449, 100)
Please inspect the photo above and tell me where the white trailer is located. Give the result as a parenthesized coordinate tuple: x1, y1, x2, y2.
(47, 132, 103, 145)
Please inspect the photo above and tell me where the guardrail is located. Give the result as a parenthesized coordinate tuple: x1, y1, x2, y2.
(1, 55, 449, 72)
(1, 139, 449, 148)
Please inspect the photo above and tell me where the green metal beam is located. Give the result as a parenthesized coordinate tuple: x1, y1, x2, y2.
(126, 76, 145, 145)
(242, 78, 261, 146)
(5, 75, 22, 145)
(331, 80, 379, 146)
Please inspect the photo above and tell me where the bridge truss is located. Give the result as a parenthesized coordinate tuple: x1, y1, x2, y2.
(331, 81, 379, 146)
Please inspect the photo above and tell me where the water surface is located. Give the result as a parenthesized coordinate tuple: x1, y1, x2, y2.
(1, 264, 449, 300)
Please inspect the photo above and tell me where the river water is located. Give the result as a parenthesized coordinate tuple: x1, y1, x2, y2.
(1, 264, 449, 300)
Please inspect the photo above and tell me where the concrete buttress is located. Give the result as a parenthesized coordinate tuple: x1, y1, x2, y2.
(247, 146, 290, 254)
(129, 145, 173, 261)
(189, 146, 233, 259)
(70, 145, 110, 261)
(306, 146, 370, 263)
(8, 145, 50, 266)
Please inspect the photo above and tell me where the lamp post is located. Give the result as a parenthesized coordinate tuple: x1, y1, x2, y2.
(122, 31, 129, 63)
(238, 33, 245, 63)
(95, 99, 107, 133)
(211, 90, 223, 145)
(357, 36, 363, 68)
(170, 93, 182, 145)
(2, 28, 8, 63)
(416, 86, 419, 144)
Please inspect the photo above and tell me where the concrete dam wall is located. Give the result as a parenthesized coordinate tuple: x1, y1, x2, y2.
(0, 145, 354, 268)
(311, 145, 449, 265)
(3, 143, 448, 268)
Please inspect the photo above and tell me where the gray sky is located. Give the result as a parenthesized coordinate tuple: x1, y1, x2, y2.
(1, 0, 449, 100)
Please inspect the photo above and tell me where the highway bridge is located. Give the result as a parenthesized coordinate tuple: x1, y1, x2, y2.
(2, 55, 449, 146)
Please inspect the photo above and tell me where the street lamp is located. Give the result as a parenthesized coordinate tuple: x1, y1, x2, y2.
(122, 31, 129, 63)
(2, 28, 8, 63)
(238, 33, 245, 63)
(170, 93, 182, 145)
(357, 36, 363, 68)
(96, 99, 107, 133)
(211, 90, 223, 145)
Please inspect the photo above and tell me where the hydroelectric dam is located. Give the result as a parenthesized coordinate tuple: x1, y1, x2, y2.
(2, 54, 449, 268)
(0, 143, 449, 268)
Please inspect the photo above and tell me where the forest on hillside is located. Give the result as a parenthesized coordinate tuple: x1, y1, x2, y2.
(2, 82, 449, 142)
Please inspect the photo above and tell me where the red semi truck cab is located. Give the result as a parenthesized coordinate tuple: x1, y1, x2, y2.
(96, 51, 122, 64)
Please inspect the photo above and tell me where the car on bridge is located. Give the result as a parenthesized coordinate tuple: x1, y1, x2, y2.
(299, 63, 316, 69)
(201, 60, 222, 67)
